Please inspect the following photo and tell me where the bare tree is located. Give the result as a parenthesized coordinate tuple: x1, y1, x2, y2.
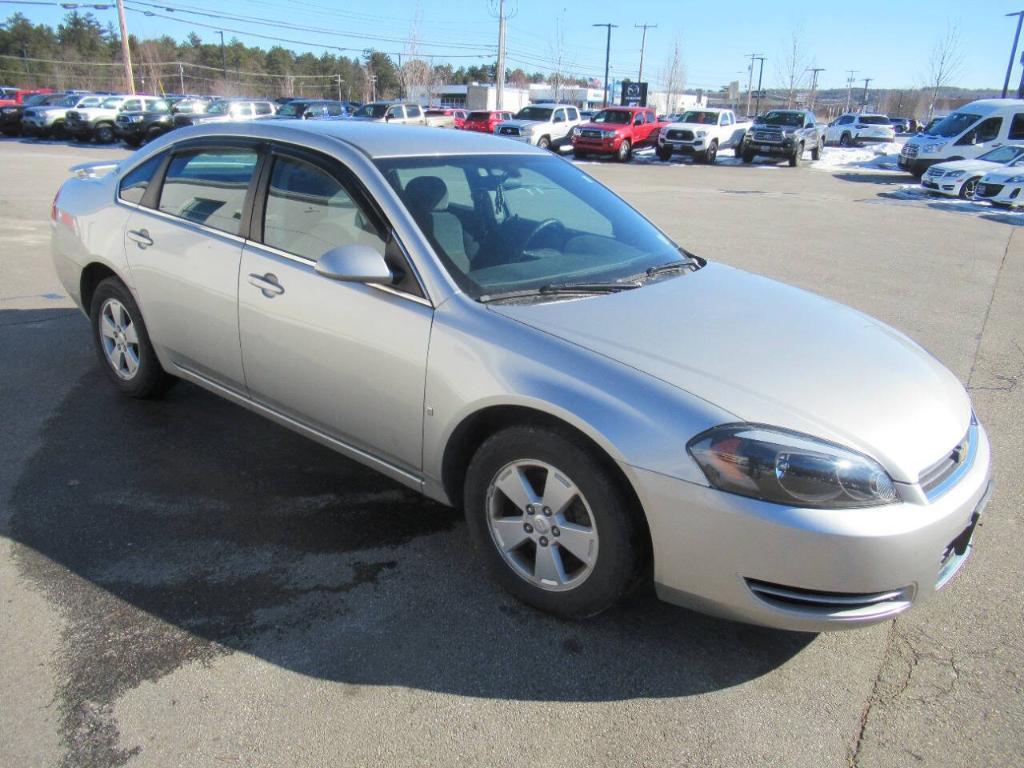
(776, 29, 810, 108)
(399, 0, 434, 102)
(924, 22, 964, 119)
(659, 36, 685, 114)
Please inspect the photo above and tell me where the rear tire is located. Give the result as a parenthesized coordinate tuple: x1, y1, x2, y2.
(94, 124, 115, 144)
(89, 277, 173, 399)
(463, 425, 646, 619)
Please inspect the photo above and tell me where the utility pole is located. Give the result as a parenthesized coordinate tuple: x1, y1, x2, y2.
(114, 0, 135, 94)
(217, 30, 227, 85)
(1004, 11, 1024, 98)
(635, 23, 656, 83)
(806, 66, 825, 110)
(844, 69, 858, 112)
(861, 77, 872, 109)
(745, 54, 761, 117)
(336, 75, 343, 101)
(178, 62, 184, 94)
(593, 23, 617, 107)
(495, 0, 507, 109)
(752, 55, 766, 116)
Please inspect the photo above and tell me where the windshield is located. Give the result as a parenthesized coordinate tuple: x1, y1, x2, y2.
(354, 103, 389, 118)
(376, 154, 681, 299)
(928, 112, 981, 138)
(514, 106, 553, 121)
(101, 97, 123, 109)
(467, 111, 491, 120)
(276, 102, 307, 117)
(24, 93, 51, 106)
(758, 111, 803, 127)
(205, 100, 231, 115)
(591, 110, 632, 124)
(979, 146, 1024, 164)
(678, 111, 719, 124)
(857, 115, 890, 125)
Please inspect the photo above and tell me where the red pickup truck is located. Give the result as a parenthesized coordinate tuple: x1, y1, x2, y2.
(570, 106, 664, 161)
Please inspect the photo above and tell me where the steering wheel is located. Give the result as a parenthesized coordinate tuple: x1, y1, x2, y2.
(521, 218, 565, 253)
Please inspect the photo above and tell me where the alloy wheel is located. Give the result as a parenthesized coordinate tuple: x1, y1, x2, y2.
(99, 298, 140, 380)
(485, 459, 599, 591)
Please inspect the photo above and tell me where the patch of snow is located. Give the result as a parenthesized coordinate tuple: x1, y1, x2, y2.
(809, 142, 902, 172)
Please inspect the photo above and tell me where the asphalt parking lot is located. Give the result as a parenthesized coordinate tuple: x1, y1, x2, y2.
(1, 137, 1021, 768)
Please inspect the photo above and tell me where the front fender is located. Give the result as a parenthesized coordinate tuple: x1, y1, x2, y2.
(422, 295, 735, 503)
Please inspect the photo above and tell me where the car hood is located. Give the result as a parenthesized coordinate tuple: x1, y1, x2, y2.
(664, 121, 714, 131)
(500, 119, 543, 129)
(69, 108, 115, 119)
(931, 158, 1000, 174)
(489, 263, 970, 482)
(979, 167, 1024, 183)
(579, 122, 625, 132)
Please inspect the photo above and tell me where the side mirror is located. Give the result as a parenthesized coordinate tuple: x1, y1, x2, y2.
(316, 244, 393, 284)
(970, 133, 978, 145)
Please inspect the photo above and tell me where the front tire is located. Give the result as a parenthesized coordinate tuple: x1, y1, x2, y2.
(89, 277, 173, 399)
(656, 145, 672, 162)
(742, 148, 755, 163)
(811, 138, 822, 161)
(616, 139, 632, 162)
(94, 123, 115, 143)
(572, 148, 588, 160)
(839, 132, 853, 147)
(464, 425, 646, 619)
(960, 177, 980, 200)
(536, 135, 551, 151)
(789, 143, 803, 167)
(704, 139, 718, 165)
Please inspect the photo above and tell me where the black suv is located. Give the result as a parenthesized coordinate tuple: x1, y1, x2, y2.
(114, 98, 174, 147)
(741, 109, 825, 167)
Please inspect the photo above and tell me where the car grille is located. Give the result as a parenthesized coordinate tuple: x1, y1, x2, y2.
(919, 420, 976, 499)
(753, 129, 783, 143)
(902, 144, 919, 159)
(581, 128, 604, 139)
(666, 129, 693, 141)
(498, 126, 519, 136)
(976, 183, 1004, 198)
(746, 579, 912, 618)
(925, 167, 944, 178)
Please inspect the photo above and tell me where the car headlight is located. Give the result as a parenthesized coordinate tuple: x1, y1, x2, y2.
(687, 424, 898, 509)
(695, 130, 706, 138)
(1, 107, 17, 114)
(923, 143, 945, 153)
(521, 124, 535, 135)
(572, 126, 581, 137)
(945, 170, 965, 178)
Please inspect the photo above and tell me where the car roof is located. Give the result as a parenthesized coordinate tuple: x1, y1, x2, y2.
(172, 120, 544, 159)
(956, 99, 1024, 114)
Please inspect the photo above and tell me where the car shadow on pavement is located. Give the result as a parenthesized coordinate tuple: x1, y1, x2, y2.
(830, 172, 911, 187)
(7, 309, 813, 721)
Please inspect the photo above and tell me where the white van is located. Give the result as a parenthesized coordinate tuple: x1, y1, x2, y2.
(899, 99, 1024, 177)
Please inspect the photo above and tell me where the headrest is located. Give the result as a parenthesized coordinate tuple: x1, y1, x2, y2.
(404, 176, 449, 213)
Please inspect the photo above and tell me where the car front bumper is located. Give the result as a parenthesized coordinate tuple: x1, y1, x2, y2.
(658, 138, 704, 154)
(629, 423, 992, 632)
(921, 175, 965, 197)
(573, 135, 623, 153)
(975, 181, 1024, 207)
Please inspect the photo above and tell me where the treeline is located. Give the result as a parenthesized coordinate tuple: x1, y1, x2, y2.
(0, 11, 582, 99)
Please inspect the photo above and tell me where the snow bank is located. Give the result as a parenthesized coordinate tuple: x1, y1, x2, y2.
(809, 142, 902, 172)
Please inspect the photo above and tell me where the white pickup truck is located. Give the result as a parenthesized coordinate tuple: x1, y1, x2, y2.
(656, 108, 751, 163)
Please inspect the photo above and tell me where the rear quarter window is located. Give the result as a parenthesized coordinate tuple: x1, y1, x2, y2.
(118, 154, 165, 206)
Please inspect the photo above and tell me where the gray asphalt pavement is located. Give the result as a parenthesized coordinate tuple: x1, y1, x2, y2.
(0, 138, 1021, 768)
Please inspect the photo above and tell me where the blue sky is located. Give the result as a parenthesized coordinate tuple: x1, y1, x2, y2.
(10, 0, 1019, 90)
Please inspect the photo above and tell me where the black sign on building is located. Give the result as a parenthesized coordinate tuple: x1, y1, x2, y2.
(620, 82, 648, 107)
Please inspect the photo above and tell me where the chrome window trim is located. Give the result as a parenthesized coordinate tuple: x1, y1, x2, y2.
(115, 199, 250, 245)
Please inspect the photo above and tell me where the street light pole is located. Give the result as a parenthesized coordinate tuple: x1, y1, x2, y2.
(1004, 11, 1024, 98)
(593, 23, 618, 107)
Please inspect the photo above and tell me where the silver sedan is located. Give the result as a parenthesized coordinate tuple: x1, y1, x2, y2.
(50, 121, 992, 631)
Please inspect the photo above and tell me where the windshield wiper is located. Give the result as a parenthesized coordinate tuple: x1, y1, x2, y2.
(644, 259, 700, 278)
(479, 281, 640, 303)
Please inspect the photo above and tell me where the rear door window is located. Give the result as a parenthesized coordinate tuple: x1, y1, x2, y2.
(406, 104, 422, 118)
(255, 102, 274, 116)
(1009, 113, 1024, 140)
(158, 148, 259, 235)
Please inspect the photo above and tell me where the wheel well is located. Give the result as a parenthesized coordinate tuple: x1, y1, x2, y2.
(80, 263, 118, 313)
(442, 406, 644, 517)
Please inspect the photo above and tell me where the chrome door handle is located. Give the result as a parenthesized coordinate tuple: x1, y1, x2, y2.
(127, 229, 153, 248)
(247, 272, 285, 297)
